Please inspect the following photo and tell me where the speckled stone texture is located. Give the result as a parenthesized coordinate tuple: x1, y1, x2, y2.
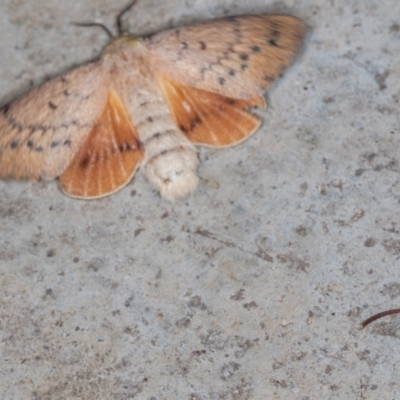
(1, 0, 400, 399)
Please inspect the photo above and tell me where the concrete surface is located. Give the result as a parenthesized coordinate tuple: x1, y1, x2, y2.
(1, 0, 400, 399)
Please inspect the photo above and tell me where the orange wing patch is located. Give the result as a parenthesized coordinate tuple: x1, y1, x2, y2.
(59, 88, 143, 198)
(157, 76, 266, 147)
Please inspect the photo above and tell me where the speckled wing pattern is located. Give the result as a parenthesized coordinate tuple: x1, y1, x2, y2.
(0, 61, 107, 181)
(147, 15, 305, 99)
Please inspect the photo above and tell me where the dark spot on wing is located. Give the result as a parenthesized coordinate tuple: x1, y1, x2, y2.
(228, 70, 235, 76)
(199, 41, 206, 50)
(268, 39, 278, 47)
(10, 140, 18, 149)
(8, 117, 23, 134)
(190, 116, 201, 130)
(147, 116, 153, 123)
(179, 124, 188, 133)
(271, 29, 280, 37)
(27, 140, 34, 148)
(35, 146, 44, 152)
(1, 103, 10, 115)
(264, 75, 275, 82)
(63, 90, 71, 96)
(241, 64, 248, 71)
(250, 45, 261, 53)
(51, 141, 59, 148)
(218, 77, 225, 85)
(181, 41, 188, 49)
(239, 53, 249, 61)
(80, 155, 90, 169)
(64, 139, 72, 147)
(48, 101, 58, 110)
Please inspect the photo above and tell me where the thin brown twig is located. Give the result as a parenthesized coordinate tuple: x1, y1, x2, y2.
(360, 308, 400, 329)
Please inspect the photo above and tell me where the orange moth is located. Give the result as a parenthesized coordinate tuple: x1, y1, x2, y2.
(0, 2, 305, 201)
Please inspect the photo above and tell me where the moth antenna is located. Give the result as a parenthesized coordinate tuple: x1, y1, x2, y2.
(73, 22, 114, 40)
(117, 0, 138, 36)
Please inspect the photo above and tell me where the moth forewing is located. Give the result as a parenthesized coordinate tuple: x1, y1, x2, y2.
(0, 61, 108, 181)
(147, 15, 305, 99)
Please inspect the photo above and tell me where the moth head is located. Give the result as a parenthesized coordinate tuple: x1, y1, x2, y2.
(103, 36, 141, 58)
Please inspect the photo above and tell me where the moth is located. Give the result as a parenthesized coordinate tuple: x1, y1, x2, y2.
(0, 3, 305, 201)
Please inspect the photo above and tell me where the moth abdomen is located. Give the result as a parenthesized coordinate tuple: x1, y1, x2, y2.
(140, 125, 199, 201)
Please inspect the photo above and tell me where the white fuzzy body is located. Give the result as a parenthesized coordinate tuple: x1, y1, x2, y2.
(104, 39, 198, 201)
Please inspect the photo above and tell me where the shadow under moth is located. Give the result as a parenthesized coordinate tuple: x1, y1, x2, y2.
(0, 3, 305, 201)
